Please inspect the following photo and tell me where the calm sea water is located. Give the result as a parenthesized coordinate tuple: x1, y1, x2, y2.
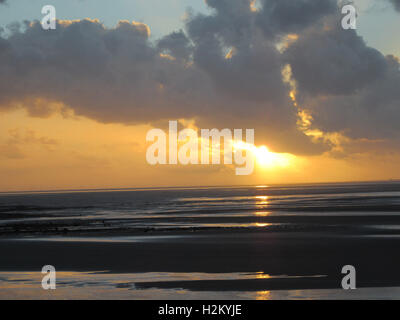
(1, 181, 400, 235)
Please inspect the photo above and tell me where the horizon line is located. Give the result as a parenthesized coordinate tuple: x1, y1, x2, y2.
(0, 179, 399, 195)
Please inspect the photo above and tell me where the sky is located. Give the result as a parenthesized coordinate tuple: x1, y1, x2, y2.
(0, 0, 399, 191)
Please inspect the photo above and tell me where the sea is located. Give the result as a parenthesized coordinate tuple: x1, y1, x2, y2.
(0, 181, 400, 235)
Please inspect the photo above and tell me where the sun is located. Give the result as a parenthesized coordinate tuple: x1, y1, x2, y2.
(233, 142, 294, 169)
(254, 146, 291, 168)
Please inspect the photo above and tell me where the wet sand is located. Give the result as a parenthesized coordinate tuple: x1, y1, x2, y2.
(1, 230, 400, 293)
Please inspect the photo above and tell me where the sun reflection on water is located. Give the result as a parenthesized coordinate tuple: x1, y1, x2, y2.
(256, 290, 272, 300)
(254, 211, 271, 216)
(255, 223, 271, 227)
(255, 195, 269, 206)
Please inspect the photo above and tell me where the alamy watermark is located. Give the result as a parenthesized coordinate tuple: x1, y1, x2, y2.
(41, 265, 56, 290)
(341, 4, 357, 30)
(341, 265, 356, 290)
(146, 121, 255, 175)
(41, 5, 56, 30)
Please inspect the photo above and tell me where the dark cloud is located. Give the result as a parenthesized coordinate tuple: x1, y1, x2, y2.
(285, 15, 400, 145)
(284, 20, 387, 96)
(390, 0, 400, 11)
(302, 55, 400, 142)
(0, 19, 196, 123)
(256, 0, 337, 38)
(186, 0, 286, 102)
(157, 30, 192, 61)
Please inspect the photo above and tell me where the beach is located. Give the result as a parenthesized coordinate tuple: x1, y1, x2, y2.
(1, 182, 400, 299)
(1, 231, 400, 299)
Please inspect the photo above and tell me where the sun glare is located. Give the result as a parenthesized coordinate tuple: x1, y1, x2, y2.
(233, 142, 294, 169)
(254, 146, 291, 168)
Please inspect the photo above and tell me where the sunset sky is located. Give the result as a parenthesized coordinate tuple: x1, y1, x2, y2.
(0, 0, 400, 191)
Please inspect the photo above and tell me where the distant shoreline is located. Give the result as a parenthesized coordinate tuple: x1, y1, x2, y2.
(1, 179, 400, 195)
